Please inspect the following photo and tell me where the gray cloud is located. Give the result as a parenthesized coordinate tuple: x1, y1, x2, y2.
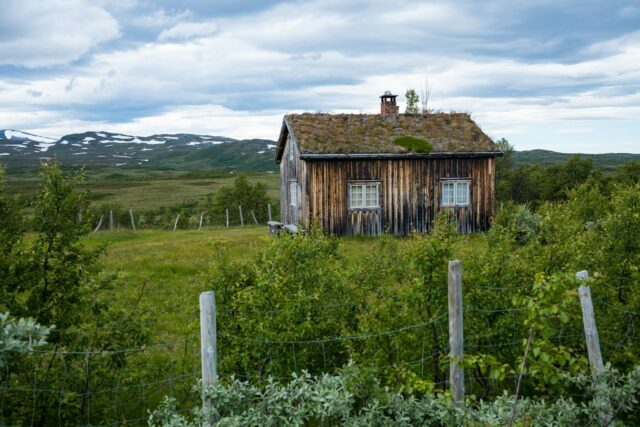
(0, 0, 121, 68)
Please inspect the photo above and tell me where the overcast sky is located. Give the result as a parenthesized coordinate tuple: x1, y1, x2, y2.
(1, 0, 639, 153)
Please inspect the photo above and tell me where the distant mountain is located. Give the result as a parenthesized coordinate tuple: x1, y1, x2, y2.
(0, 130, 279, 172)
(512, 149, 640, 173)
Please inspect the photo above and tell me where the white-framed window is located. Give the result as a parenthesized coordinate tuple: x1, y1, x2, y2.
(289, 181, 298, 206)
(349, 182, 380, 209)
(441, 180, 470, 207)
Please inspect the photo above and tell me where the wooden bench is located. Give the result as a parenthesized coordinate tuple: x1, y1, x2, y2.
(283, 224, 299, 234)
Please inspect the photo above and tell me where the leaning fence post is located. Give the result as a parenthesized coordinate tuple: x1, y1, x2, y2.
(129, 209, 136, 231)
(93, 215, 104, 233)
(199, 212, 204, 231)
(238, 205, 244, 226)
(173, 214, 180, 232)
(448, 260, 464, 404)
(199, 291, 217, 425)
(576, 270, 604, 372)
(268, 203, 272, 222)
(251, 209, 259, 225)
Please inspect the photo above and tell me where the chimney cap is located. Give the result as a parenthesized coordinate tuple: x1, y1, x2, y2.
(380, 90, 398, 98)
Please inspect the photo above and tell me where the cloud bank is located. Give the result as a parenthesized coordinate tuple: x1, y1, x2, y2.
(0, 0, 638, 153)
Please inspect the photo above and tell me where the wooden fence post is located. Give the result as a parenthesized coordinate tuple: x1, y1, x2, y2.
(173, 214, 180, 232)
(448, 260, 464, 404)
(93, 215, 104, 233)
(239, 205, 244, 226)
(251, 209, 259, 225)
(268, 203, 272, 222)
(109, 210, 114, 231)
(129, 209, 136, 231)
(199, 212, 204, 231)
(576, 270, 604, 372)
(225, 209, 229, 228)
(199, 291, 217, 425)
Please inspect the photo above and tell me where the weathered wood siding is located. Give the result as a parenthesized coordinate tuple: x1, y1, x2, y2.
(303, 157, 496, 236)
(279, 135, 309, 227)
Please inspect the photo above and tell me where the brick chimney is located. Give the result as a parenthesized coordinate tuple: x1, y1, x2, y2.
(380, 91, 399, 118)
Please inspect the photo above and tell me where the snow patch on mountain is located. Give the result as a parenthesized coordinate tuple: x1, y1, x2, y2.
(3, 130, 56, 144)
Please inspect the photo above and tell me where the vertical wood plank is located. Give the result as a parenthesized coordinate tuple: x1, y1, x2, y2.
(238, 205, 244, 226)
(448, 260, 464, 404)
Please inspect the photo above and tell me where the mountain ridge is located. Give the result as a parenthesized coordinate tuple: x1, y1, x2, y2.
(0, 129, 279, 172)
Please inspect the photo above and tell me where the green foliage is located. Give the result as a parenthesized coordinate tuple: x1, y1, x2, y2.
(0, 312, 51, 372)
(515, 273, 587, 391)
(211, 174, 271, 225)
(209, 227, 355, 378)
(393, 136, 433, 153)
(0, 160, 152, 425)
(149, 365, 640, 426)
(404, 89, 420, 114)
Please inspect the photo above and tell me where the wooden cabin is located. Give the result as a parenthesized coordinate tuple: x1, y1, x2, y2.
(275, 92, 502, 236)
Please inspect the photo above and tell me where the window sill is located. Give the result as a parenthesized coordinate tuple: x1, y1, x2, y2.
(348, 207, 381, 211)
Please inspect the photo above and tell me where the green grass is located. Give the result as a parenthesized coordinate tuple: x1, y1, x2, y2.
(6, 168, 280, 210)
(84, 226, 269, 339)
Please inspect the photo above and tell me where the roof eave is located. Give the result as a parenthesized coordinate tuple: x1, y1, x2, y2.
(275, 115, 300, 164)
(299, 151, 503, 160)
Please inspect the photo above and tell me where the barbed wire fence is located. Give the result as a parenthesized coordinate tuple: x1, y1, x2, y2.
(2, 263, 637, 426)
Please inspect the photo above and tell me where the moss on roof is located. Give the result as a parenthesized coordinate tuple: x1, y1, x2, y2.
(284, 113, 498, 155)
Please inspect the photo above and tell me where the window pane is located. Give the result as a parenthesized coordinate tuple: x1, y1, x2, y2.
(442, 182, 453, 206)
(365, 185, 378, 207)
(460, 182, 469, 205)
(350, 183, 379, 208)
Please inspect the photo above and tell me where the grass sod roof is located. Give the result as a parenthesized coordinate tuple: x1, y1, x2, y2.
(277, 113, 499, 161)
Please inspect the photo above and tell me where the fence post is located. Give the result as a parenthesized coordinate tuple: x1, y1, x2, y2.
(199, 212, 204, 231)
(109, 210, 114, 231)
(225, 209, 229, 228)
(251, 209, 259, 225)
(576, 271, 604, 372)
(129, 209, 136, 231)
(173, 214, 180, 232)
(199, 291, 217, 425)
(448, 260, 464, 404)
(93, 215, 104, 233)
(238, 205, 244, 226)
(268, 203, 272, 222)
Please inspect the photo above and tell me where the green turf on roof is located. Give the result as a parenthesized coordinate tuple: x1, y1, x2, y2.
(393, 136, 433, 153)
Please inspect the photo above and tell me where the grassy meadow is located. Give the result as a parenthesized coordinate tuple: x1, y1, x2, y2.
(6, 167, 280, 210)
